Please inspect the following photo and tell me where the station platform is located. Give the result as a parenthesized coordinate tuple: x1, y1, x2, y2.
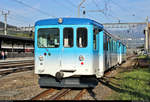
(0, 57, 34, 63)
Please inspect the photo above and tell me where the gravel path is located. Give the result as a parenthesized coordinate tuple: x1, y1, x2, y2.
(0, 71, 46, 100)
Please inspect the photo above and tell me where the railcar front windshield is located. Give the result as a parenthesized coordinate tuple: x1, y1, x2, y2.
(38, 28, 60, 48)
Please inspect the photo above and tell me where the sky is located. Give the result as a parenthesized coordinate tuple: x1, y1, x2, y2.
(0, 0, 150, 27)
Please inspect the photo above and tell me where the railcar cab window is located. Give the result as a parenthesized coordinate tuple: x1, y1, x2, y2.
(63, 28, 73, 48)
(38, 28, 60, 48)
(77, 28, 87, 48)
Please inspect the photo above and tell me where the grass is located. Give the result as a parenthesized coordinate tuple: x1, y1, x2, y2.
(138, 55, 148, 59)
(107, 68, 150, 100)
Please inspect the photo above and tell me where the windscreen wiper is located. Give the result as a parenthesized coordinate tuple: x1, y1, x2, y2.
(38, 42, 49, 52)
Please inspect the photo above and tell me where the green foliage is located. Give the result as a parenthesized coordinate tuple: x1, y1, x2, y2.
(108, 68, 150, 100)
(0, 30, 34, 39)
(138, 55, 148, 59)
(7, 30, 34, 39)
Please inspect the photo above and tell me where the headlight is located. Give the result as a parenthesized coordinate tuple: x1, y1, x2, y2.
(58, 18, 63, 23)
(39, 55, 43, 61)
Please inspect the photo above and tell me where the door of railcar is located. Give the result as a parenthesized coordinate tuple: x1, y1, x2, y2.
(61, 27, 76, 71)
(61, 27, 89, 72)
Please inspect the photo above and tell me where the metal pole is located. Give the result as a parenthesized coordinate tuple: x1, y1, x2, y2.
(4, 14, 7, 35)
(2, 10, 9, 35)
(147, 17, 150, 52)
(145, 16, 149, 52)
(78, 0, 86, 17)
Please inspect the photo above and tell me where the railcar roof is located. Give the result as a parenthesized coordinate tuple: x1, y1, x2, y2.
(35, 18, 103, 29)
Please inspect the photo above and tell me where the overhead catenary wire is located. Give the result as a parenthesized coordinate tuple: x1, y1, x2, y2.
(79, 0, 107, 21)
(67, 0, 77, 8)
(54, 0, 74, 17)
(109, 0, 143, 20)
(93, 0, 102, 10)
(8, 15, 30, 25)
(11, 0, 55, 18)
(0, 8, 34, 26)
(8, 16, 31, 27)
(0, 8, 31, 21)
(93, 0, 127, 22)
(90, 0, 113, 21)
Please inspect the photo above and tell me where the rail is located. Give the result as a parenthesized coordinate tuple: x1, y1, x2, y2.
(0, 60, 34, 75)
(48, 89, 71, 100)
(31, 88, 88, 100)
(74, 89, 87, 100)
(31, 88, 55, 100)
(31, 55, 135, 100)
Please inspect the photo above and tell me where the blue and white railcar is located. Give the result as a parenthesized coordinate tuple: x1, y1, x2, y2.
(34, 18, 126, 88)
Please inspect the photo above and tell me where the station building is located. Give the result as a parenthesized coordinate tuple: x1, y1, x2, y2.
(0, 34, 34, 58)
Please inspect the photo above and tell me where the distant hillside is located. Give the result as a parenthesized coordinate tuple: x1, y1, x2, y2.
(0, 21, 17, 28)
(0, 21, 34, 38)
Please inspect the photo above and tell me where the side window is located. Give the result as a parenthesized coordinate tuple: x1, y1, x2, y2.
(63, 28, 73, 48)
(114, 41, 115, 53)
(106, 35, 109, 51)
(117, 42, 118, 53)
(103, 32, 108, 51)
(111, 39, 113, 52)
(115, 41, 116, 53)
(113, 41, 115, 53)
(93, 31, 96, 50)
(110, 38, 112, 52)
(103, 34, 106, 50)
(77, 28, 87, 48)
(93, 28, 100, 50)
(108, 38, 111, 51)
(123, 46, 124, 54)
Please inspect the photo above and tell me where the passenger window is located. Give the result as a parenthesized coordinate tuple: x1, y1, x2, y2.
(77, 28, 87, 48)
(103, 34, 106, 50)
(38, 28, 60, 48)
(108, 38, 111, 51)
(110, 39, 113, 53)
(93, 34, 96, 50)
(106, 35, 109, 51)
(63, 28, 73, 48)
(104, 33, 109, 51)
(93, 28, 99, 50)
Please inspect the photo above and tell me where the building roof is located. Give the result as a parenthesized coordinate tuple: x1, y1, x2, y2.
(0, 34, 34, 41)
(35, 18, 103, 29)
